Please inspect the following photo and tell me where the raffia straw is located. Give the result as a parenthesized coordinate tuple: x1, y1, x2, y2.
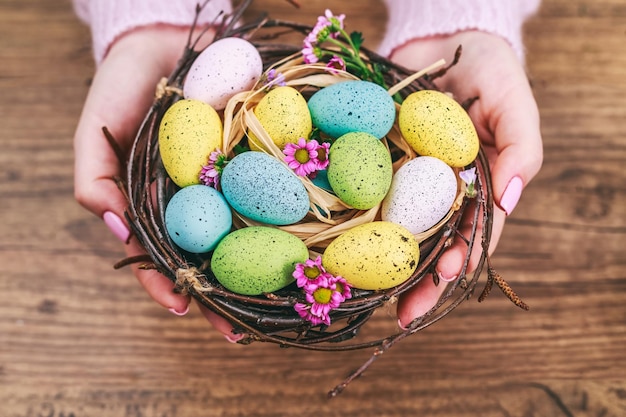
(387, 59, 446, 97)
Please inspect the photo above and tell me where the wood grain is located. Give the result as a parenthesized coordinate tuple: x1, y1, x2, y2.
(1, 0, 625, 415)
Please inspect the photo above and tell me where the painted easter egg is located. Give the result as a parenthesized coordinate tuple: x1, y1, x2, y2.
(158, 99, 222, 188)
(211, 226, 309, 295)
(183, 37, 263, 110)
(327, 132, 393, 210)
(248, 86, 313, 151)
(322, 221, 420, 290)
(220, 151, 310, 225)
(399, 90, 479, 167)
(382, 156, 459, 234)
(164, 185, 232, 253)
(308, 80, 396, 139)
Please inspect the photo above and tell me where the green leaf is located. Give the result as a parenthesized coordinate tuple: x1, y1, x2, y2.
(349, 31, 364, 52)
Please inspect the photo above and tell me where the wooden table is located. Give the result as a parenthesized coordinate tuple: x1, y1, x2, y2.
(1, 0, 624, 415)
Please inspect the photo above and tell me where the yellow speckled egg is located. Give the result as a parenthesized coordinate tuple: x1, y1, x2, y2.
(248, 86, 312, 151)
(159, 99, 222, 188)
(399, 90, 479, 167)
(322, 221, 420, 290)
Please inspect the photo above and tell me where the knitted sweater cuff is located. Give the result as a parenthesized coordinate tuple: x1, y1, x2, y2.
(72, 0, 232, 65)
(378, 0, 541, 61)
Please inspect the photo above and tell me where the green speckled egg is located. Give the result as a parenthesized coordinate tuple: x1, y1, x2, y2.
(210, 226, 309, 295)
(322, 221, 420, 290)
(248, 86, 312, 151)
(159, 99, 222, 187)
(399, 90, 479, 167)
(327, 132, 392, 210)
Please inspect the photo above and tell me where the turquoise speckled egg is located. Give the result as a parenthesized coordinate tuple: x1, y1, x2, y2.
(211, 226, 309, 295)
(327, 132, 393, 210)
(220, 151, 310, 225)
(164, 185, 232, 253)
(308, 80, 396, 139)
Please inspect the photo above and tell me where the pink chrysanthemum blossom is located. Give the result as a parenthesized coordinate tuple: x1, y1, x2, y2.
(199, 149, 228, 189)
(283, 138, 319, 177)
(294, 273, 353, 326)
(302, 40, 321, 64)
(325, 55, 346, 74)
(314, 141, 331, 171)
(302, 10, 345, 63)
(293, 256, 326, 288)
(459, 167, 478, 198)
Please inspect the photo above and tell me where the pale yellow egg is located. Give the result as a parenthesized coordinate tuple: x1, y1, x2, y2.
(399, 90, 479, 167)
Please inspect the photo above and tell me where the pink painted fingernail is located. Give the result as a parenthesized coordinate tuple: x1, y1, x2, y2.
(168, 305, 190, 316)
(224, 333, 245, 343)
(499, 176, 523, 216)
(437, 271, 458, 283)
(398, 319, 408, 331)
(103, 211, 130, 243)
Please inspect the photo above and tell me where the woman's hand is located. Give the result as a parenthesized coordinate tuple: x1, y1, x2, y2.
(73, 25, 242, 341)
(389, 31, 543, 327)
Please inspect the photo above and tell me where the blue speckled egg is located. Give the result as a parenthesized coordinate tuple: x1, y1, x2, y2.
(308, 80, 396, 139)
(211, 226, 309, 295)
(327, 132, 393, 210)
(220, 151, 310, 225)
(164, 185, 232, 253)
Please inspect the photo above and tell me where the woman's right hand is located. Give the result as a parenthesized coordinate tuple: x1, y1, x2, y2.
(73, 25, 243, 342)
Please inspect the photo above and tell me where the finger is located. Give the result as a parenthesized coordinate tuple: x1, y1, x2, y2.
(196, 303, 245, 343)
(468, 69, 543, 216)
(436, 198, 506, 280)
(397, 273, 445, 329)
(123, 238, 191, 315)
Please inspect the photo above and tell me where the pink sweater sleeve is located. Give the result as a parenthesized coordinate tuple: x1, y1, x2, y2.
(73, 0, 232, 64)
(378, 0, 541, 61)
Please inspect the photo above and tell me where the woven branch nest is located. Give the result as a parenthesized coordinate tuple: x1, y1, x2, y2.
(114, 0, 507, 396)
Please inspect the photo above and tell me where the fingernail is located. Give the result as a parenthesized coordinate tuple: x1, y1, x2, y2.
(168, 305, 189, 316)
(437, 271, 458, 283)
(224, 333, 245, 343)
(500, 176, 523, 216)
(103, 211, 131, 243)
(397, 319, 408, 331)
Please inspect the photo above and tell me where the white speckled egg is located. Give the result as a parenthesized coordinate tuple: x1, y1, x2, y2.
(220, 151, 310, 225)
(327, 132, 393, 210)
(164, 185, 232, 253)
(183, 37, 263, 110)
(308, 80, 396, 139)
(322, 221, 420, 290)
(158, 99, 222, 188)
(248, 86, 312, 151)
(211, 226, 309, 295)
(399, 90, 479, 167)
(382, 156, 458, 234)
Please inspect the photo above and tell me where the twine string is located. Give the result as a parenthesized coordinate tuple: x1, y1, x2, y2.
(155, 77, 184, 100)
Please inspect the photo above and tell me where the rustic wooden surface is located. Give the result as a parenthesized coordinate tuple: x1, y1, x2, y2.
(1, 0, 625, 416)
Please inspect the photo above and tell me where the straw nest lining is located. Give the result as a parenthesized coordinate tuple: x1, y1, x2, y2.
(112, 1, 508, 396)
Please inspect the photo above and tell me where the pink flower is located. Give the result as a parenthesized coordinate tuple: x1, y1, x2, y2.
(199, 149, 228, 188)
(283, 137, 319, 177)
(302, 10, 345, 63)
(325, 55, 346, 74)
(293, 256, 326, 287)
(294, 272, 353, 326)
(314, 141, 331, 171)
(302, 40, 320, 64)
